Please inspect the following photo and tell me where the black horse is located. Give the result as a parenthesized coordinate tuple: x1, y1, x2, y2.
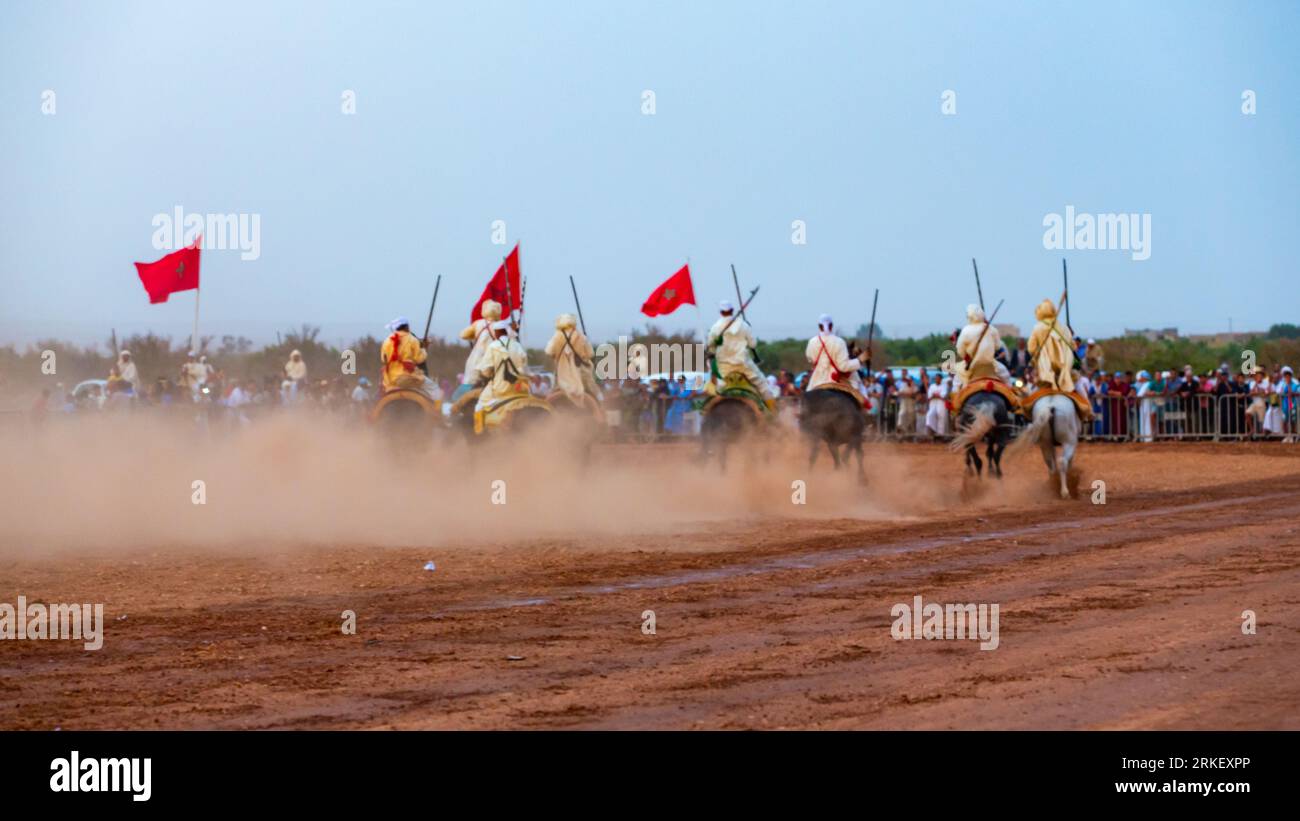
(951, 391, 1013, 478)
(699, 397, 760, 469)
(799, 387, 866, 481)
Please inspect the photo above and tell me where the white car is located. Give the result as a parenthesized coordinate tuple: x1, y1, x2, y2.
(72, 379, 108, 410)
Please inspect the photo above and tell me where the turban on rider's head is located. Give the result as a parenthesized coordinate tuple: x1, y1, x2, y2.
(1034, 299, 1057, 322)
(555, 313, 577, 331)
(966, 304, 985, 324)
(818, 313, 833, 329)
(386, 316, 410, 333)
(719, 299, 734, 313)
(481, 300, 502, 321)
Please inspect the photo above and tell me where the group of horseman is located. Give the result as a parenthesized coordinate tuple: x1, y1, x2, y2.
(949, 298, 1089, 418)
(377, 298, 603, 434)
(374, 284, 1088, 434)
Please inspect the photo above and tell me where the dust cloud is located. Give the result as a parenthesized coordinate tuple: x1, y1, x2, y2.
(0, 412, 1029, 557)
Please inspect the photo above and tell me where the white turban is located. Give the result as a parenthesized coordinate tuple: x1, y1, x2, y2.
(386, 316, 410, 333)
(818, 314, 833, 329)
(719, 300, 734, 312)
(966, 304, 985, 324)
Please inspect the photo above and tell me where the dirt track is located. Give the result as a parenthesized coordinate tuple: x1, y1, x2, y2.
(3, 442, 1299, 730)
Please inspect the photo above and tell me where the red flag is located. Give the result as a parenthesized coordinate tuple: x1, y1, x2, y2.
(471, 243, 522, 321)
(641, 263, 696, 317)
(135, 241, 201, 305)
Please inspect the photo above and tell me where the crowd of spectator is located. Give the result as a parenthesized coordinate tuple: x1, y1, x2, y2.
(23, 337, 1299, 443)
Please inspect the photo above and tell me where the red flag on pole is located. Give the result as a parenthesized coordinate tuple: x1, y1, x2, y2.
(471, 243, 522, 321)
(135, 241, 201, 304)
(640, 263, 695, 317)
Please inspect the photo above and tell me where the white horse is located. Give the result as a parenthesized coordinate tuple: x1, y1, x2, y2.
(1009, 393, 1080, 498)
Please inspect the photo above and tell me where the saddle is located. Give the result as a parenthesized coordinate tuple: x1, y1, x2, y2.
(474, 394, 553, 434)
(808, 381, 867, 409)
(368, 388, 440, 424)
(698, 373, 767, 420)
(545, 389, 605, 423)
(950, 378, 1022, 416)
(1022, 386, 1093, 421)
(450, 387, 483, 416)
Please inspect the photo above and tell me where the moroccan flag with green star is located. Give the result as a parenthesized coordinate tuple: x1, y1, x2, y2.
(134, 240, 201, 304)
(641, 263, 695, 317)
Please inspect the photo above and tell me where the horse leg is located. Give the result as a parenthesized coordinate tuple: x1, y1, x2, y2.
(1040, 438, 1056, 475)
(853, 440, 866, 484)
(967, 445, 983, 477)
(830, 442, 843, 470)
(807, 437, 820, 469)
(989, 438, 1004, 478)
(1059, 439, 1077, 499)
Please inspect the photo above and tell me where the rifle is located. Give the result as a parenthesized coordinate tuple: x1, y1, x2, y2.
(1062, 259, 1071, 332)
(707, 286, 759, 379)
(731, 264, 762, 365)
(713, 286, 760, 342)
(501, 255, 515, 330)
(415, 275, 441, 375)
(972, 258, 985, 313)
(966, 298, 1004, 366)
(731, 264, 748, 323)
(422, 275, 441, 344)
(569, 275, 588, 336)
(863, 288, 879, 378)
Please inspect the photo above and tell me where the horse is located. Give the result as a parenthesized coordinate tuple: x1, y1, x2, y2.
(949, 391, 1013, 479)
(699, 396, 760, 469)
(545, 389, 604, 462)
(368, 388, 442, 452)
(799, 386, 866, 481)
(1009, 392, 1081, 498)
(450, 388, 554, 443)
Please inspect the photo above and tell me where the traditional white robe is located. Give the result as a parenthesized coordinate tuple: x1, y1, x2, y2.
(117, 359, 141, 393)
(708, 315, 773, 399)
(460, 318, 494, 386)
(804, 332, 861, 390)
(474, 337, 529, 413)
(544, 328, 597, 402)
(955, 322, 1005, 384)
(925, 382, 948, 435)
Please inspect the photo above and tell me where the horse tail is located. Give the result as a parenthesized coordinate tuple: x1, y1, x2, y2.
(1007, 404, 1051, 457)
(948, 407, 996, 452)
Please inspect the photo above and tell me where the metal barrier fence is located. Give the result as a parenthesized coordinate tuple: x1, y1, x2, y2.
(10, 389, 1298, 444)
(601, 391, 1299, 444)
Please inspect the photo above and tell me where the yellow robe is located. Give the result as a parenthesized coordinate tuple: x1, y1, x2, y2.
(544, 328, 597, 402)
(459, 319, 494, 385)
(1027, 310, 1075, 392)
(380, 330, 428, 392)
(474, 338, 529, 412)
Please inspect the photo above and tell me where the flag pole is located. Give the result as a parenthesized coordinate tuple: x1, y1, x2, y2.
(191, 285, 201, 355)
(687, 256, 705, 353)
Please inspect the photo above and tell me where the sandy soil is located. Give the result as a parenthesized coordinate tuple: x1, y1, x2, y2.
(2, 440, 1298, 730)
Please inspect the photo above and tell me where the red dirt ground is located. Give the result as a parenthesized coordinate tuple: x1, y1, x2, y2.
(2, 442, 1298, 729)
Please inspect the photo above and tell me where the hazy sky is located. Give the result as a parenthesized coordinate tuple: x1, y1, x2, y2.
(2, 0, 1297, 349)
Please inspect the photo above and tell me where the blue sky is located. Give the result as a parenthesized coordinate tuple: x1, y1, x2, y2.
(1, 0, 1297, 348)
